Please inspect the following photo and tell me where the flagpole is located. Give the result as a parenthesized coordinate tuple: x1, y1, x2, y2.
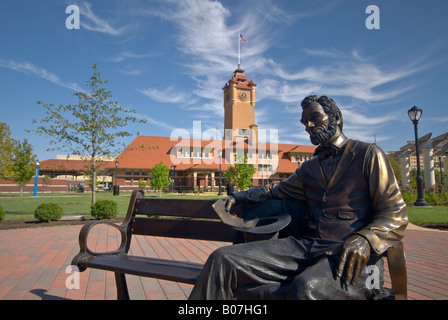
(238, 31, 240, 68)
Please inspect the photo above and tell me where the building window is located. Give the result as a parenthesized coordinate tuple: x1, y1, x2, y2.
(258, 164, 273, 173)
(258, 152, 272, 160)
(193, 149, 200, 158)
(182, 148, 190, 158)
(293, 154, 312, 162)
(125, 172, 132, 185)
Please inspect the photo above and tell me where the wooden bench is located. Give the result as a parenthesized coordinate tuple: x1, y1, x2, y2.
(71, 189, 407, 300)
(176, 186, 199, 195)
(71, 189, 237, 299)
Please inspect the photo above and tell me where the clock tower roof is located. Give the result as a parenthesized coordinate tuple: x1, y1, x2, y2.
(233, 66, 245, 74)
(222, 66, 257, 91)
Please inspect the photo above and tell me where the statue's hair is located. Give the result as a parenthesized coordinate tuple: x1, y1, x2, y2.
(301, 95, 343, 130)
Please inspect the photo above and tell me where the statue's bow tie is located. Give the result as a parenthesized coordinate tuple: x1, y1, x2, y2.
(314, 144, 341, 159)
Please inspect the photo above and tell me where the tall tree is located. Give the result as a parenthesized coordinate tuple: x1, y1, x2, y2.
(0, 122, 16, 180)
(10, 139, 37, 197)
(387, 155, 402, 185)
(29, 63, 145, 204)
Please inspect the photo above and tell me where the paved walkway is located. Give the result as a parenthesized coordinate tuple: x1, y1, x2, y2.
(0, 223, 447, 300)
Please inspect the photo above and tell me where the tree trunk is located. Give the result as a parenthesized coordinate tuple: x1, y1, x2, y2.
(92, 157, 96, 205)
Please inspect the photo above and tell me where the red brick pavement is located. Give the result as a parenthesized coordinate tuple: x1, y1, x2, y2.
(0, 224, 447, 300)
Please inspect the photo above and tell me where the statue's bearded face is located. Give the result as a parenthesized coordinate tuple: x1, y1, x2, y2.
(300, 102, 338, 146)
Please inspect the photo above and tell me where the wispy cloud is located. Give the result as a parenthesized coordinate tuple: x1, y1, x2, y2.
(139, 86, 193, 104)
(136, 113, 176, 131)
(119, 66, 143, 76)
(270, 57, 426, 103)
(78, 1, 130, 36)
(303, 48, 345, 59)
(132, 0, 272, 115)
(0, 57, 83, 92)
(425, 116, 448, 124)
(257, 4, 297, 25)
(129, 0, 439, 147)
(108, 50, 157, 63)
(341, 107, 400, 126)
(257, 0, 345, 26)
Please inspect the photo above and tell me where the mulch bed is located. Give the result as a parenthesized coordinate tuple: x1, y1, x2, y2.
(416, 222, 448, 231)
(0, 217, 125, 230)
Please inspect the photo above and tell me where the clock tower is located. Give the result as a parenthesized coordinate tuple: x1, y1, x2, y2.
(223, 66, 257, 143)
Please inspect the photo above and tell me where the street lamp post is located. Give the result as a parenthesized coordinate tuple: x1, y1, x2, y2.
(170, 165, 177, 193)
(441, 151, 447, 186)
(444, 151, 448, 185)
(218, 149, 223, 196)
(408, 106, 430, 207)
(114, 161, 119, 196)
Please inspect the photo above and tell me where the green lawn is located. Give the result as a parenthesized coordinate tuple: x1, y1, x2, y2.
(406, 205, 448, 224)
(0, 192, 447, 225)
(0, 191, 226, 221)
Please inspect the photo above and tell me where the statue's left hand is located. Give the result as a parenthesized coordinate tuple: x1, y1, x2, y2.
(336, 235, 371, 286)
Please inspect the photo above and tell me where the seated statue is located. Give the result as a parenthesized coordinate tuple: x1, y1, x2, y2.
(189, 95, 408, 300)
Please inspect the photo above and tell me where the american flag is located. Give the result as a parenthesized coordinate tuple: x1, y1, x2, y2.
(240, 34, 248, 43)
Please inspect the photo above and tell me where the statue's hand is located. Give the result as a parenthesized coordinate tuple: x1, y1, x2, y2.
(336, 235, 371, 286)
(225, 195, 236, 213)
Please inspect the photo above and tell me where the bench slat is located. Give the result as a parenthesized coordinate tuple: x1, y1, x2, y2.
(134, 198, 221, 219)
(131, 217, 237, 242)
(78, 255, 204, 285)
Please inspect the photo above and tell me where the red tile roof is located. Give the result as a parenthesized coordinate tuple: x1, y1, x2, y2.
(39, 159, 113, 174)
(109, 136, 316, 174)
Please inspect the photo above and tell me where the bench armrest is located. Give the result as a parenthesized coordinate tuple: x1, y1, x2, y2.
(71, 220, 129, 270)
(386, 241, 407, 300)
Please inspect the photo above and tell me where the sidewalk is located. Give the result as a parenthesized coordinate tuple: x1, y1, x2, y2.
(0, 223, 447, 300)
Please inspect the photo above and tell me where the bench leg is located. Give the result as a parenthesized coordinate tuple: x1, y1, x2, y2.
(114, 273, 130, 300)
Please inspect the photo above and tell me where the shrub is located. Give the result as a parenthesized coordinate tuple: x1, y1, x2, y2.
(91, 200, 118, 220)
(0, 205, 5, 221)
(425, 188, 448, 205)
(400, 187, 417, 205)
(400, 186, 448, 206)
(34, 203, 63, 222)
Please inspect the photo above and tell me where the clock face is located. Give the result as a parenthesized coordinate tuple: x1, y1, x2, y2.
(238, 91, 248, 101)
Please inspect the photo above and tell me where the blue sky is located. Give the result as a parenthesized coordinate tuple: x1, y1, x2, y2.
(1, 0, 447, 161)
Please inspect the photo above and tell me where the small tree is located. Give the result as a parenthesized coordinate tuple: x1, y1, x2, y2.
(29, 63, 145, 205)
(387, 155, 402, 185)
(223, 154, 256, 191)
(149, 161, 170, 196)
(138, 179, 147, 190)
(42, 175, 52, 192)
(10, 139, 37, 197)
(0, 122, 15, 180)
